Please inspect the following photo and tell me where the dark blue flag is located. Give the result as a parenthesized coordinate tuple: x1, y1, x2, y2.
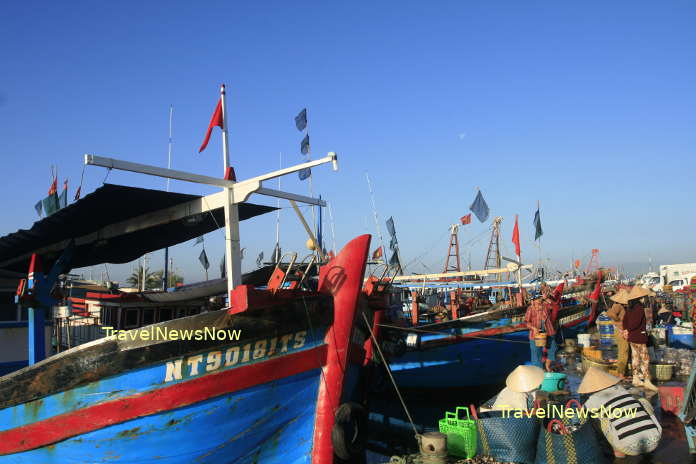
(469, 190, 490, 223)
(298, 167, 311, 181)
(389, 237, 398, 251)
(386, 216, 396, 238)
(300, 134, 310, 155)
(533, 208, 543, 240)
(295, 108, 307, 131)
(198, 249, 210, 270)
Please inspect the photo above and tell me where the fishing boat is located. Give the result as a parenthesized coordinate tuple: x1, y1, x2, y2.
(0, 89, 374, 462)
(369, 270, 604, 389)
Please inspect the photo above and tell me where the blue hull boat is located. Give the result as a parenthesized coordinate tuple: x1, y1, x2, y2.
(0, 235, 372, 464)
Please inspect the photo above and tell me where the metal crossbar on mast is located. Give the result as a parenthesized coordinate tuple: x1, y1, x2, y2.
(85, 85, 337, 301)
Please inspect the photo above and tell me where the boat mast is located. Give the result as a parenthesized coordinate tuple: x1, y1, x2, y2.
(219, 84, 242, 296)
(163, 105, 173, 290)
(274, 152, 281, 263)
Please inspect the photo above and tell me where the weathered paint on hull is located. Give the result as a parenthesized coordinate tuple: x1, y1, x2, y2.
(0, 331, 327, 463)
(2, 369, 322, 464)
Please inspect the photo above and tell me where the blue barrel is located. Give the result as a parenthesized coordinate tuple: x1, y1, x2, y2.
(597, 313, 615, 345)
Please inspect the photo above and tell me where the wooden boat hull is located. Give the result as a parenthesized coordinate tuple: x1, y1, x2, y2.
(387, 304, 591, 389)
(0, 235, 372, 463)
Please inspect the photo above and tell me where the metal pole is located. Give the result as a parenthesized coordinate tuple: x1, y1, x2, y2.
(164, 105, 173, 290)
(220, 84, 242, 296)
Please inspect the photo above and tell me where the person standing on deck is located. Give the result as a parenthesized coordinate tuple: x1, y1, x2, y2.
(622, 286, 658, 391)
(541, 281, 565, 371)
(524, 295, 555, 370)
(606, 288, 630, 378)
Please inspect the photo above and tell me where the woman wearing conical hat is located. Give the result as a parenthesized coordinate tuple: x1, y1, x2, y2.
(656, 304, 673, 325)
(483, 365, 544, 412)
(606, 289, 630, 378)
(580, 367, 662, 458)
(621, 286, 658, 391)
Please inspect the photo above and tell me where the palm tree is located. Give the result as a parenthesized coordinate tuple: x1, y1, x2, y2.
(151, 270, 184, 288)
(126, 265, 160, 291)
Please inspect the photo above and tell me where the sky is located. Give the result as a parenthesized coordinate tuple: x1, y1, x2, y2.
(1, 1, 694, 283)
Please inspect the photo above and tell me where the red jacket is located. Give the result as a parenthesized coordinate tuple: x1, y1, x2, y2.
(622, 302, 648, 344)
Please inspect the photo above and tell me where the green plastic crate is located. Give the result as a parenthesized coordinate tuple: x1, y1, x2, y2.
(438, 406, 477, 458)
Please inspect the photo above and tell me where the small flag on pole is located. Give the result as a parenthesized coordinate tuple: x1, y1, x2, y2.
(300, 134, 310, 155)
(34, 200, 43, 217)
(199, 99, 223, 153)
(298, 167, 311, 181)
(372, 246, 383, 260)
(386, 217, 396, 238)
(74, 185, 81, 201)
(199, 249, 210, 270)
(533, 208, 543, 240)
(469, 190, 490, 223)
(512, 214, 521, 257)
(460, 214, 472, 225)
(48, 177, 57, 195)
(295, 108, 307, 131)
(59, 179, 68, 208)
(256, 251, 264, 268)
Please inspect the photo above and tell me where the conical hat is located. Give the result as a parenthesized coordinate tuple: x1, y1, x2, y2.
(627, 286, 651, 301)
(610, 288, 630, 305)
(506, 365, 545, 393)
(577, 366, 621, 394)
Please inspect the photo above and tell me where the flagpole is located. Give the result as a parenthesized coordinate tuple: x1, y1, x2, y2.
(220, 84, 242, 297)
(366, 171, 387, 265)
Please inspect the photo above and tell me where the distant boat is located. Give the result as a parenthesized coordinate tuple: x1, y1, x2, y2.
(370, 274, 603, 389)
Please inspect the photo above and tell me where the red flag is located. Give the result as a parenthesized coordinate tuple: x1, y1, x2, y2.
(512, 214, 521, 257)
(198, 99, 223, 153)
(371, 246, 383, 260)
(48, 177, 57, 195)
(460, 214, 471, 225)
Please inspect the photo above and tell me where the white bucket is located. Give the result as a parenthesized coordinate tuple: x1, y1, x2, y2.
(578, 333, 591, 347)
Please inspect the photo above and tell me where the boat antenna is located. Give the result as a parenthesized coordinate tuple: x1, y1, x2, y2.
(365, 171, 388, 265)
(163, 105, 173, 290)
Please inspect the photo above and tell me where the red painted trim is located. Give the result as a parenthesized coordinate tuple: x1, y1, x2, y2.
(0, 345, 327, 455)
(421, 310, 590, 349)
(312, 234, 370, 464)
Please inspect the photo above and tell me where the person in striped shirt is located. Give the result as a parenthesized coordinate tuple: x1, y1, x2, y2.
(579, 367, 662, 457)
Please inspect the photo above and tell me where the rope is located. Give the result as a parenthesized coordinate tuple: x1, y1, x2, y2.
(361, 312, 418, 437)
(377, 323, 531, 344)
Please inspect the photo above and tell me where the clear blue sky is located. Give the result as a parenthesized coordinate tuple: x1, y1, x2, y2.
(1, 1, 694, 283)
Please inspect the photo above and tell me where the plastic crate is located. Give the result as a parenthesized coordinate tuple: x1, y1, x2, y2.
(438, 406, 477, 458)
